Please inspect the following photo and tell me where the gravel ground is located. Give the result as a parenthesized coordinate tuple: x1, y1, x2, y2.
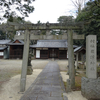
(0, 59, 49, 92)
(0, 59, 49, 100)
(60, 72, 87, 100)
(0, 59, 87, 100)
(0, 59, 22, 91)
(56, 60, 68, 71)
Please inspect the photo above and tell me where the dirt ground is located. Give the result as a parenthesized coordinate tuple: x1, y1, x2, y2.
(0, 59, 87, 100)
(0, 59, 49, 100)
(60, 72, 87, 100)
(0, 59, 49, 84)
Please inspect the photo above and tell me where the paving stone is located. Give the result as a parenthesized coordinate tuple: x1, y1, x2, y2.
(41, 86, 62, 92)
(63, 95, 68, 100)
(20, 96, 37, 100)
(37, 96, 63, 100)
(20, 61, 67, 100)
(37, 96, 48, 100)
(47, 97, 63, 100)
(36, 82, 51, 85)
(51, 92, 62, 97)
(30, 90, 40, 94)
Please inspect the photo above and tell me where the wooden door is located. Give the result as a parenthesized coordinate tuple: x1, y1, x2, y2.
(49, 49, 58, 58)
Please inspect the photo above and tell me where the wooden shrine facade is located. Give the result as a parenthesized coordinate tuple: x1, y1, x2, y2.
(31, 40, 77, 59)
(34, 48, 67, 59)
(7, 40, 24, 59)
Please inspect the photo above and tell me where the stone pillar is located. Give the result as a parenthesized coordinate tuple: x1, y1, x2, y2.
(27, 49, 33, 75)
(66, 79, 72, 92)
(67, 29, 75, 88)
(86, 35, 97, 78)
(76, 53, 79, 69)
(20, 30, 30, 92)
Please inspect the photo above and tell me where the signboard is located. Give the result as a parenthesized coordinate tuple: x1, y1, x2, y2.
(86, 35, 97, 78)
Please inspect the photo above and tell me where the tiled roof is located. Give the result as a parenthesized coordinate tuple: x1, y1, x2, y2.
(0, 46, 8, 50)
(0, 40, 11, 45)
(12, 40, 24, 44)
(30, 40, 67, 48)
(74, 46, 85, 53)
(7, 40, 24, 45)
(30, 40, 77, 48)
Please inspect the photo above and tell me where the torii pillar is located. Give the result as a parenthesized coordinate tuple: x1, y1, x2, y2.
(20, 30, 30, 92)
(68, 29, 75, 88)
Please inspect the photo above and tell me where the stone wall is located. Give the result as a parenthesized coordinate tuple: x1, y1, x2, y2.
(81, 77, 100, 99)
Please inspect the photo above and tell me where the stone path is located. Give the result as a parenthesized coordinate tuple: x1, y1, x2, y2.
(20, 61, 68, 100)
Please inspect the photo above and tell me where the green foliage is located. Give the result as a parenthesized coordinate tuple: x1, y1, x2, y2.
(0, 0, 34, 39)
(0, 0, 35, 20)
(75, 0, 100, 58)
(41, 30, 46, 35)
(76, 1, 100, 22)
(57, 16, 75, 23)
(0, 17, 32, 40)
(56, 16, 75, 35)
(7, 16, 25, 23)
(50, 30, 62, 35)
(0, 30, 6, 39)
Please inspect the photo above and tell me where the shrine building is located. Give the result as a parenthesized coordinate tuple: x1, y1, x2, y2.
(0, 40, 11, 59)
(7, 40, 24, 59)
(30, 40, 77, 59)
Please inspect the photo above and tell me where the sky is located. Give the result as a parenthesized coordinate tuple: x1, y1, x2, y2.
(0, 0, 89, 24)
(25, 0, 81, 23)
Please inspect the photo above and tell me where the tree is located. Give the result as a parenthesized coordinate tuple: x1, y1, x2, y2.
(75, 0, 100, 58)
(55, 16, 75, 35)
(0, 30, 6, 39)
(0, 0, 35, 21)
(76, 0, 100, 21)
(57, 16, 75, 23)
(71, 0, 87, 14)
(50, 30, 62, 35)
(0, 0, 35, 40)
(0, 17, 33, 40)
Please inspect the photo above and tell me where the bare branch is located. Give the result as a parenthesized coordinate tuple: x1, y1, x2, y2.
(71, 0, 78, 8)
(71, 0, 87, 14)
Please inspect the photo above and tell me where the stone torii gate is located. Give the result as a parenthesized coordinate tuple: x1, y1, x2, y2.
(10, 22, 84, 92)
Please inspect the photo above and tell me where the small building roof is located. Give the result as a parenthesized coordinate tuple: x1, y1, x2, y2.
(7, 40, 24, 45)
(0, 46, 8, 50)
(0, 40, 11, 45)
(30, 40, 77, 48)
(12, 40, 24, 44)
(74, 46, 85, 53)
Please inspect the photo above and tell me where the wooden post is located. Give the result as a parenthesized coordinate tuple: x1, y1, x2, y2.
(68, 29, 75, 88)
(20, 30, 30, 92)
